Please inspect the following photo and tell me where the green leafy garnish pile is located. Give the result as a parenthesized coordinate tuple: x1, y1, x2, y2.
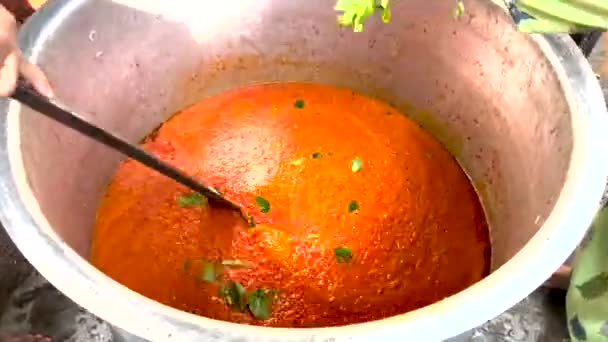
(335, 0, 465, 32)
(219, 281, 248, 311)
(219, 282, 276, 320)
(335, 0, 391, 32)
(183, 259, 275, 319)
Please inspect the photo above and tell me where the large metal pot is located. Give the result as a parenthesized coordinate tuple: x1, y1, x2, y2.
(0, 0, 606, 340)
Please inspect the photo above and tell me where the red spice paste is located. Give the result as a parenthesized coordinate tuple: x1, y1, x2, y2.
(91, 83, 490, 327)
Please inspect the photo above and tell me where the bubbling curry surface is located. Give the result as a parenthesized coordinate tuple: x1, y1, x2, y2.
(91, 83, 490, 327)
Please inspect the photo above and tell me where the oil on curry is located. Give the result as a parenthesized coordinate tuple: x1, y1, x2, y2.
(91, 83, 490, 327)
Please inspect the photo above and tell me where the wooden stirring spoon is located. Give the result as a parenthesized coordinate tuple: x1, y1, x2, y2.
(10, 81, 249, 220)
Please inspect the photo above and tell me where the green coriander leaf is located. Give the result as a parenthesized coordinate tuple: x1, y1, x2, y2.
(350, 157, 363, 172)
(334, 0, 362, 11)
(235, 282, 246, 296)
(255, 196, 271, 213)
(219, 284, 233, 305)
(312, 152, 323, 159)
(247, 215, 256, 228)
(453, 0, 465, 18)
(380, 0, 391, 23)
(328, 152, 334, 156)
(183, 259, 190, 271)
(177, 192, 208, 208)
(294, 99, 305, 109)
(381, 6, 391, 23)
(248, 288, 273, 320)
(348, 200, 359, 213)
(219, 281, 247, 311)
(576, 272, 608, 300)
(201, 262, 215, 283)
(222, 259, 248, 268)
(335, 0, 389, 32)
(333, 246, 353, 263)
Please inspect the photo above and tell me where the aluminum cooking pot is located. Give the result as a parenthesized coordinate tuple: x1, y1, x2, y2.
(0, 0, 607, 340)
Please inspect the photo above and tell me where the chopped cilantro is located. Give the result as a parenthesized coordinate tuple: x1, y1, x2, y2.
(312, 152, 323, 159)
(294, 99, 305, 109)
(248, 288, 273, 320)
(335, 0, 378, 32)
(247, 214, 256, 228)
(219, 281, 247, 311)
(453, 0, 465, 17)
(348, 200, 359, 213)
(222, 259, 248, 268)
(201, 262, 215, 282)
(334, 246, 353, 263)
(177, 192, 208, 208)
(350, 157, 363, 172)
(255, 196, 271, 213)
(335, 0, 461, 32)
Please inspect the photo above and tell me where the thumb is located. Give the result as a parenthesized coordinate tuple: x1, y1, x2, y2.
(19, 57, 53, 98)
(0, 51, 18, 97)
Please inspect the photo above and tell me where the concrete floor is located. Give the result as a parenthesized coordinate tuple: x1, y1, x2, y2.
(448, 288, 570, 341)
(0, 35, 606, 342)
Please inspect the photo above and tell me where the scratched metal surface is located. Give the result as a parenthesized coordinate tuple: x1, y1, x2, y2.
(448, 32, 608, 342)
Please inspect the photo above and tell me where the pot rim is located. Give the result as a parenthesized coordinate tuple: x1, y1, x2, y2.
(1, 0, 607, 340)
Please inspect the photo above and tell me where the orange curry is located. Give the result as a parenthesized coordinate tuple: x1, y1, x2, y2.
(91, 83, 490, 327)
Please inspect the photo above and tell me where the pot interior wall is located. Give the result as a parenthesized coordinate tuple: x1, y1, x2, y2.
(16, 0, 572, 272)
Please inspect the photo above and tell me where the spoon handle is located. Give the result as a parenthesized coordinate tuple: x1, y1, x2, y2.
(10, 81, 241, 211)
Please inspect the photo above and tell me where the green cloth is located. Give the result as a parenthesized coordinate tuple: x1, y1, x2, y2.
(511, 0, 608, 33)
(567, 206, 608, 341)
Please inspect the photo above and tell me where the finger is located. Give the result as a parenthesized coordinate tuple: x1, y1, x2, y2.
(0, 5, 17, 63)
(19, 57, 53, 98)
(0, 52, 19, 96)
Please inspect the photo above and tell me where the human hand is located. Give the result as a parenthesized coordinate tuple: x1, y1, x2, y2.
(0, 4, 52, 98)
